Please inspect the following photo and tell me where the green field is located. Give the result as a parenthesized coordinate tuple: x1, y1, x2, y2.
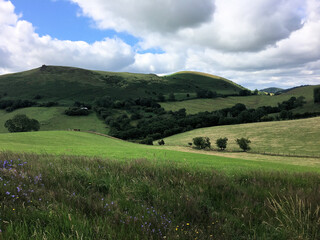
(0, 130, 319, 174)
(160, 85, 320, 114)
(162, 117, 320, 157)
(0, 107, 107, 134)
(0, 132, 319, 239)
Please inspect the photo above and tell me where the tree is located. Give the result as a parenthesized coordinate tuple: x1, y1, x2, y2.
(193, 137, 211, 149)
(157, 93, 165, 102)
(314, 87, 320, 103)
(216, 137, 228, 150)
(158, 139, 165, 145)
(169, 93, 176, 101)
(5, 114, 40, 132)
(236, 138, 251, 152)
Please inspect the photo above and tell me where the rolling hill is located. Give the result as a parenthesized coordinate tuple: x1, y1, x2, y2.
(260, 87, 284, 94)
(162, 116, 320, 157)
(160, 84, 320, 114)
(0, 130, 318, 173)
(0, 65, 245, 103)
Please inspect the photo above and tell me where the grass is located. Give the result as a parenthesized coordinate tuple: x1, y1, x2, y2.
(0, 131, 319, 175)
(160, 85, 320, 114)
(0, 107, 107, 134)
(162, 117, 320, 157)
(0, 152, 319, 239)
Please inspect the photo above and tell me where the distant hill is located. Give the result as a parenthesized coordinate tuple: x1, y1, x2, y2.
(260, 87, 284, 94)
(160, 84, 320, 114)
(277, 85, 310, 94)
(0, 66, 245, 103)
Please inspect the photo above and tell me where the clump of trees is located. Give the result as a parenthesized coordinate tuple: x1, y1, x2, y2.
(5, 114, 40, 132)
(216, 137, 228, 150)
(65, 101, 92, 116)
(236, 138, 251, 152)
(0, 99, 37, 112)
(193, 137, 211, 149)
(196, 90, 217, 98)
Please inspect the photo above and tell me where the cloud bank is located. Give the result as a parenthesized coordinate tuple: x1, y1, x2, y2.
(0, 0, 320, 89)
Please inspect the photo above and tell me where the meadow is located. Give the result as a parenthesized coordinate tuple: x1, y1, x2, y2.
(0, 66, 319, 239)
(0, 151, 319, 240)
(0, 107, 107, 134)
(163, 117, 320, 157)
(160, 85, 320, 114)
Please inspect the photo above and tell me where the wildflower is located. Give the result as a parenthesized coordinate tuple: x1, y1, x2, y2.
(12, 208, 15, 211)
(186, 223, 190, 226)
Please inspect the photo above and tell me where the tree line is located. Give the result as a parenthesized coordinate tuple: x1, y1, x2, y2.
(92, 95, 309, 144)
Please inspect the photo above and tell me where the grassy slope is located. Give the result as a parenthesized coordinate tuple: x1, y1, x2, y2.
(160, 85, 320, 114)
(0, 131, 319, 174)
(0, 107, 107, 134)
(1, 152, 319, 240)
(163, 117, 320, 157)
(0, 66, 244, 103)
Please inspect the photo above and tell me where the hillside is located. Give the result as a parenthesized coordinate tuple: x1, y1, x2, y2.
(0, 66, 244, 103)
(0, 107, 107, 133)
(162, 117, 320, 157)
(0, 130, 319, 173)
(260, 87, 284, 94)
(161, 85, 320, 114)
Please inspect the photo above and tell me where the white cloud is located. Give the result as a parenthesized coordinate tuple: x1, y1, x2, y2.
(0, 0, 135, 74)
(0, 0, 320, 89)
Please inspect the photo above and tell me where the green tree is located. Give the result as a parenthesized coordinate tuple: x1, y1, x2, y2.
(216, 137, 228, 150)
(314, 87, 320, 103)
(236, 138, 251, 152)
(193, 137, 211, 149)
(4, 114, 40, 132)
(168, 93, 176, 101)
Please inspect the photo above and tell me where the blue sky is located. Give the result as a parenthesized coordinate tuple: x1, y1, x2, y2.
(0, 0, 320, 89)
(11, 0, 139, 45)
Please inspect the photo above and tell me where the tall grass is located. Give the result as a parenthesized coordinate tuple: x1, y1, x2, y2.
(265, 195, 320, 239)
(0, 151, 319, 239)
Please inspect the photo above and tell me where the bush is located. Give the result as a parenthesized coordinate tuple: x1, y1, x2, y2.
(236, 138, 251, 152)
(4, 114, 40, 132)
(140, 137, 153, 145)
(65, 107, 90, 116)
(193, 137, 211, 149)
(216, 137, 228, 150)
(158, 139, 165, 145)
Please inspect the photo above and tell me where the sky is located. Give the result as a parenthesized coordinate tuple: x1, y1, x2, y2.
(0, 0, 320, 89)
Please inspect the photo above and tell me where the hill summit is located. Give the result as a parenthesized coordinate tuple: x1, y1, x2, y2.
(0, 65, 245, 103)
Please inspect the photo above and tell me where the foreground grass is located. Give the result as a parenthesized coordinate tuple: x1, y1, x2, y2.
(163, 117, 320, 157)
(0, 131, 319, 174)
(0, 152, 319, 240)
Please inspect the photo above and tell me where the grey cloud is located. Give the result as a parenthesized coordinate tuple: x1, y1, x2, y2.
(71, 0, 215, 33)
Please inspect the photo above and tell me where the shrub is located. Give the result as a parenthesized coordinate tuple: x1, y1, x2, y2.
(158, 139, 165, 145)
(4, 114, 40, 132)
(216, 137, 228, 150)
(140, 137, 153, 145)
(65, 107, 90, 116)
(236, 138, 251, 152)
(193, 137, 211, 149)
